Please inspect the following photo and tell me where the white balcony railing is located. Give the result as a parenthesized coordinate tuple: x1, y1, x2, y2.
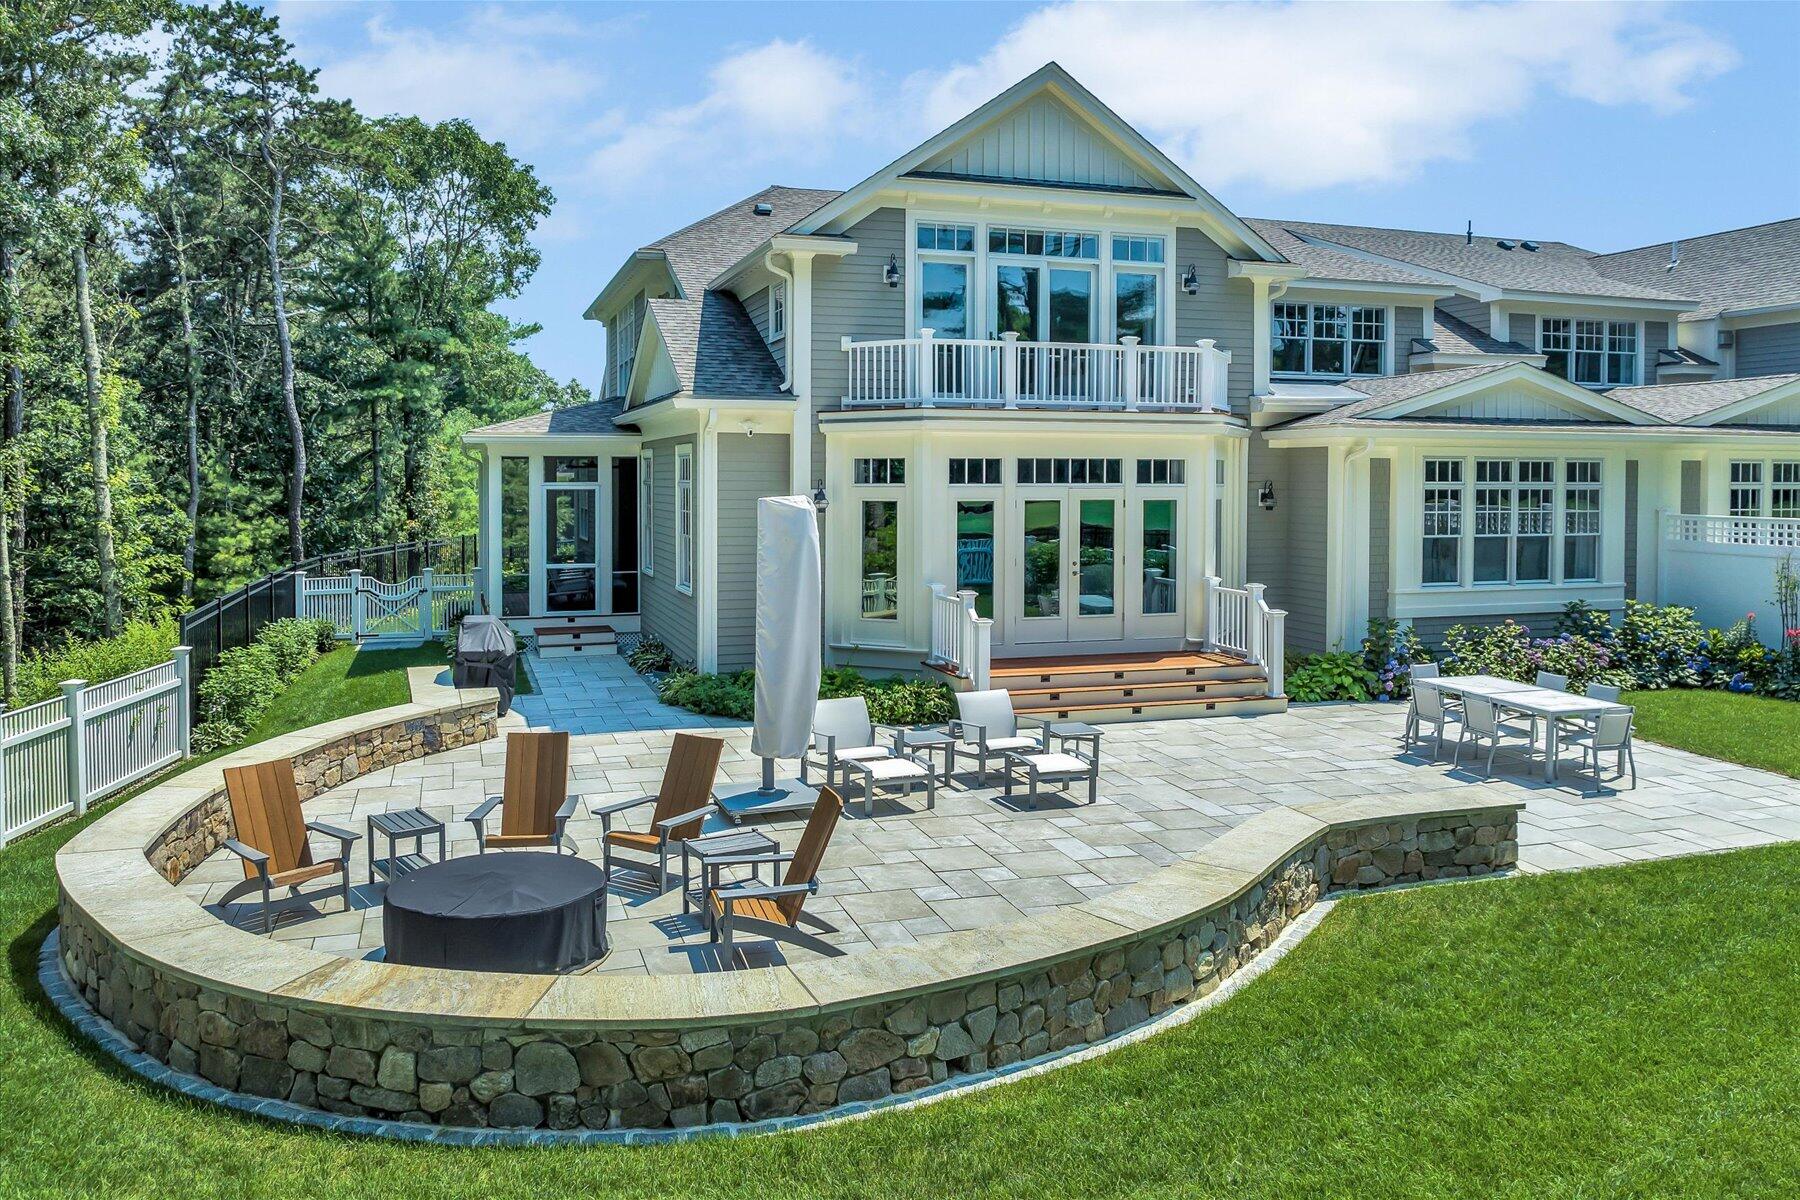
(844, 330, 1232, 412)
(1664, 513, 1800, 549)
(927, 584, 992, 689)
(1201, 576, 1286, 698)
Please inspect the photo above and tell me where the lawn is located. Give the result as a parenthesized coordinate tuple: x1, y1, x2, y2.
(1627, 688, 1800, 779)
(4, 806, 1796, 1193)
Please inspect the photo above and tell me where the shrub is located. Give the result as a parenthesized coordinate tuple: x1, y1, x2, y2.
(1616, 600, 1705, 689)
(1285, 652, 1378, 703)
(308, 616, 340, 654)
(258, 618, 323, 681)
(193, 618, 330, 748)
(1437, 620, 1631, 692)
(657, 670, 753, 720)
(658, 665, 957, 725)
(626, 634, 677, 675)
(14, 618, 180, 706)
(1359, 619, 1431, 702)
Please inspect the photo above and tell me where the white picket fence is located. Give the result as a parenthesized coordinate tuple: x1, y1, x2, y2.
(299, 569, 477, 643)
(1, 648, 191, 847)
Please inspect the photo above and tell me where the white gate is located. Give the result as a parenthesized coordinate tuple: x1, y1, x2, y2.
(298, 569, 477, 643)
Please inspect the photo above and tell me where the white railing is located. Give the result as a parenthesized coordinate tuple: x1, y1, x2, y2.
(1664, 513, 1800, 549)
(928, 584, 993, 690)
(299, 569, 477, 642)
(844, 330, 1232, 412)
(1202, 576, 1286, 698)
(2, 647, 192, 847)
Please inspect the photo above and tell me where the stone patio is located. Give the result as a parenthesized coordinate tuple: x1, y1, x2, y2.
(510, 651, 742, 735)
(177, 698, 1800, 976)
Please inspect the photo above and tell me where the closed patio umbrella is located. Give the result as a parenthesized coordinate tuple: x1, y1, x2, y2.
(717, 495, 823, 821)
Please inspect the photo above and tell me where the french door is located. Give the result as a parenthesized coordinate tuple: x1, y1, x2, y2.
(993, 263, 1097, 403)
(1013, 490, 1124, 643)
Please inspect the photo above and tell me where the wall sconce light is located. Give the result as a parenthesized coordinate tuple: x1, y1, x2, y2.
(811, 483, 829, 515)
(1181, 264, 1201, 295)
(1258, 480, 1277, 511)
(883, 255, 902, 288)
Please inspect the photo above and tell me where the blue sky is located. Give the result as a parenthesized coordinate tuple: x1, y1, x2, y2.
(270, 1, 1800, 393)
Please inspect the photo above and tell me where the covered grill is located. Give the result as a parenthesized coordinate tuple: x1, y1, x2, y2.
(453, 615, 517, 715)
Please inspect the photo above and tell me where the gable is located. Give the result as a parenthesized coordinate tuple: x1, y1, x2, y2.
(913, 92, 1177, 194)
(1718, 391, 1800, 427)
(1412, 385, 1611, 423)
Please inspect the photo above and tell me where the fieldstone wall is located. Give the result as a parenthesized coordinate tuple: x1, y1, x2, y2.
(147, 705, 496, 884)
(55, 804, 1516, 1132)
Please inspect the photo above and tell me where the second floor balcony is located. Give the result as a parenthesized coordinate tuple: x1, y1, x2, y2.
(842, 330, 1233, 412)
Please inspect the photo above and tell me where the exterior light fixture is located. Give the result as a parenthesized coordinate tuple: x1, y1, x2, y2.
(1258, 480, 1277, 511)
(1181, 264, 1201, 294)
(883, 255, 902, 288)
(811, 483, 829, 514)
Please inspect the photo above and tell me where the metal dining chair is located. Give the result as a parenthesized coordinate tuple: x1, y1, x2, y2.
(1453, 696, 1538, 777)
(1561, 708, 1637, 794)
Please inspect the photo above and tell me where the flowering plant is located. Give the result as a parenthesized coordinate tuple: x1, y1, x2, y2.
(1359, 618, 1431, 701)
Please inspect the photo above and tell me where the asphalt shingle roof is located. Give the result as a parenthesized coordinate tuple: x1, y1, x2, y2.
(1604, 373, 1800, 422)
(1259, 219, 1694, 303)
(1589, 218, 1800, 319)
(648, 185, 841, 297)
(646, 293, 788, 399)
(1282, 365, 1512, 426)
(471, 396, 631, 436)
(1242, 219, 1441, 286)
(1414, 310, 1533, 356)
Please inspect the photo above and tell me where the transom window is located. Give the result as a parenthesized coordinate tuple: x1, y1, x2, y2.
(1017, 457, 1122, 485)
(948, 457, 1003, 485)
(1422, 457, 1601, 587)
(853, 458, 905, 485)
(916, 222, 975, 252)
(1110, 235, 1165, 264)
(988, 226, 1098, 259)
(767, 284, 785, 340)
(1136, 458, 1186, 485)
(1272, 303, 1385, 376)
(1541, 318, 1636, 386)
(1730, 460, 1800, 518)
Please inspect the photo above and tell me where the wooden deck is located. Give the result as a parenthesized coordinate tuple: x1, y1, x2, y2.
(990, 649, 1249, 675)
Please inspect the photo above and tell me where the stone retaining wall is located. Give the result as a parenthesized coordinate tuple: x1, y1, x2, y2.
(57, 737, 1518, 1132)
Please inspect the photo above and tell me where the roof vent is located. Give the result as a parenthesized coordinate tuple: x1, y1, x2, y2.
(1520, 240, 1540, 252)
(1668, 239, 1680, 270)
(752, 202, 774, 217)
(1495, 239, 1516, 250)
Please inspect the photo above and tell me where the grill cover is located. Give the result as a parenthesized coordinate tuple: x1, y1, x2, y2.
(454, 615, 517, 714)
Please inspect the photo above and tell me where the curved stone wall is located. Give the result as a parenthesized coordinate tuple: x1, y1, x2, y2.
(56, 698, 1519, 1132)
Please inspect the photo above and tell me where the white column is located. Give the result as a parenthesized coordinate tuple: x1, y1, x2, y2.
(62, 680, 88, 816)
(1121, 335, 1141, 411)
(1250, 279, 1273, 397)
(173, 646, 193, 759)
(482, 448, 503, 616)
(789, 252, 816, 493)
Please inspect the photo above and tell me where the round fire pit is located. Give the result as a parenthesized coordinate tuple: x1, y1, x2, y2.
(382, 851, 606, 973)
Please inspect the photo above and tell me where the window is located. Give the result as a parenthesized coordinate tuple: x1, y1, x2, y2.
(1473, 460, 1554, 584)
(1141, 499, 1178, 615)
(545, 455, 598, 482)
(1111, 235, 1165, 264)
(1773, 462, 1800, 520)
(989, 226, 1098, 259)
(638, 450, 654, 576)
(1421, 459, 1464, 586)
(1729, 460, 1764, 516)
(767, 284, 785, 340)
(500, 457, 530, 616)
(612, 300, 641, 397)
(854, 457, 905, 485)
(1017, 457, 1121, 485)
(1136, 459, 1185, 485)
(1564, 460, 1601, 582)
(916, 222, 975, 252)
(948, 457, 1002, 485)
(860, 501, 899, 620)
(675, 445, 693, 595)
(1272, 303, 1384, 377)
(1541, 318, 1636, 385)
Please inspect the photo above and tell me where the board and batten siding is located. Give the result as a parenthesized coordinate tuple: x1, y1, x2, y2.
(714, 432, 791, 672)
(1736, 321, 1800, 378)
(917, 93, 1166, 192)
(1393, 307, 1424, 374)
(1278, 446, 1329, 653)
(1680, 461, 1702, 514)
(1175, 227, 1254, 409)
(1368, 459, 1391, 622)
(1436, 294, 1489, 336)
(812, 207, 906, 483)
(640, 435, 698, 667)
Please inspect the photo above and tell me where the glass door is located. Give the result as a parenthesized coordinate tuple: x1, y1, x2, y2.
(1014, 495, 1065, 642)
(920, 259, 970, 397)
(1069, 494, 1124, 640)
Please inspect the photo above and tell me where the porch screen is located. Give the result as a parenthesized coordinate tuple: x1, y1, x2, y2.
(500, 457, 529, 616)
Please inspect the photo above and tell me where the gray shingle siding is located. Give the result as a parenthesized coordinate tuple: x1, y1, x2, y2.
(1437, 294, 1489, 336)
(1279, 446, 1329, 652)
(1624, 460, 1640, 600)
(1409, 610, 1578, 649)
(1644, 321, 1669, 384)
(742, 284, 770, 343)
(1737, 322, 1800, 378)
(714, 432, 790, 671)
(1510, 312, 1537, 351)
(1369, 459, 1390, 622)
(812, 207, 906, 412)
(1245, 436, 1289, 622)
(641, 436, 697, 667)
(1175, 227, 1254, 408)
(1394, 307, 1424, 373)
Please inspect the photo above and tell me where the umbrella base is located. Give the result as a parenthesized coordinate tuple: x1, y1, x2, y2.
(715, 777, 817, 823)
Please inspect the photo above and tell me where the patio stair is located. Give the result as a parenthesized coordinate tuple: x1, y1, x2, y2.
(532, 619, 617, 658)
(989, 651, 1286, 725)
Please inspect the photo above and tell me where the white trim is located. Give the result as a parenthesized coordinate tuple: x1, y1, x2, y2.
(767, 282, 786, 341)
(674, 443, 694, 596)
(1681, 375, 1800, 427)
(638, 448, 655, 577)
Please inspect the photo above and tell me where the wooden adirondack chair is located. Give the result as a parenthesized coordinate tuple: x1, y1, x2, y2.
(706, 786, 844, 950)
(591, 731, 726, 889)
(222, 758, 361, 935)
(467, 731, 581, 853)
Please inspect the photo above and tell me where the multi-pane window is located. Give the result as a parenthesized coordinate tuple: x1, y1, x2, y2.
(1564, 461, 1601, 582)
(767, 284, 785, 340)
(916, 222, 976, 252)
(1472, 460, 1514, 584)
(1729, 460, 1800, 518)
(1016, 457, 1122, 485)
(1422, 459, 1464, 585)
(1541, 318, 1636, 385)
(1136, 459, 1186, 485)
(1773, 463, 1800, 520)
(1272, 303, 1385, 376)
(947, 457, 1002, 485)
(988, 226, 1098, 259)
(1110, 235, 1165, 264)
(675, 445, 693, 595)
(860, 501, 899, 621)
(1729, 460, 1764, 516)
(638, 450, 654, 577)
(853, 457, 905, 485)
(611, 300, 641, 397)
(1473, 460, 1554, 584)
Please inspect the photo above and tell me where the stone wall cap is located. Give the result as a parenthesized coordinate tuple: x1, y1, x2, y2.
(1295, 791, 1525, 827)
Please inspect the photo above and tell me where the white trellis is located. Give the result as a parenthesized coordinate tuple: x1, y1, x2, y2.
(297, 569, 477, 643)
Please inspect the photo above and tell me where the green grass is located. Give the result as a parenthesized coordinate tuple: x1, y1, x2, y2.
(1627, 688, 1800, 778)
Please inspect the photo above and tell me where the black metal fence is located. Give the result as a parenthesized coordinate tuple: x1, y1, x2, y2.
(179, 535, 478, 709)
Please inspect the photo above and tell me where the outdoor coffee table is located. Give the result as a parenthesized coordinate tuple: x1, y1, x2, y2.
(367, 807, 445, 884)
(382, 851, 607, 973)
(898, 726, 957, 785)
(1043, 720, 1104, 760)
(680, 829, 780, 919)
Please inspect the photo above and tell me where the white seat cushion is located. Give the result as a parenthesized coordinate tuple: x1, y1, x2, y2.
(972, 735, 1038, 754)
(1010, 752, 1090, 776)
(829, 745, 892, 763)
(853, 757, 931, 783)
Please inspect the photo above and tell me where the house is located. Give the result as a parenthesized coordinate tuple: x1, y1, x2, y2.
(462, 63, 1800, 704)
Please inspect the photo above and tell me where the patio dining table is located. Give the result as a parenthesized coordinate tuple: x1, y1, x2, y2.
(1412, 674, 1630, 784)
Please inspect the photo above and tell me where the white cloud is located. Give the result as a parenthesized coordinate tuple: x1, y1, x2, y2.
(587, 40, 866, 190)
(916, 1, 1738, 191)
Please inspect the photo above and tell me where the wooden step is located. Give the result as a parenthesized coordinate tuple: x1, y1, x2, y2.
(1013, 694, 1288, 725)
(534, 621, 615, 637)
(1010, 677, 1268, 708)
(992, 662, 1265, 689)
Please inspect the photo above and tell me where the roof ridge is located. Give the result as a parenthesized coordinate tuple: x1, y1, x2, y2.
(1251, 216, 1585, 250)
(1592, 216, 1800, 260)
(646, 184, 839, 253)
